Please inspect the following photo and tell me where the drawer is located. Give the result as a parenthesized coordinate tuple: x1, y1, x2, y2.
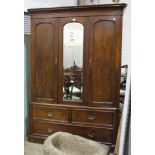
(32, 105, 68, 122)
(32, 121, 71, 136)
(32, 121, 113, 143)
(71, 125, 113, 143)
(72, 109, 114, 126)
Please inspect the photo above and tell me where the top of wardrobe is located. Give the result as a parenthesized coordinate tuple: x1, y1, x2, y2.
(28, 3, 127, 17)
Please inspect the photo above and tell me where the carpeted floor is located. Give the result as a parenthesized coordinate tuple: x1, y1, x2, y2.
(24, 139, 113, 155)
(24, 141, 44, 155)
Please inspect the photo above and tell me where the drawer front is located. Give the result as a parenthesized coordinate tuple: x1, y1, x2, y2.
(32, 105, 68, 122)
(32, 121, 113, 143)
(71, 125, 113, 143)
(32, 121, 71, 136)
(72, 109, 114, 126)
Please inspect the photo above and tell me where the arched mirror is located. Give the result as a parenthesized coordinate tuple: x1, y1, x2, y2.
(63, 22, 84, 102)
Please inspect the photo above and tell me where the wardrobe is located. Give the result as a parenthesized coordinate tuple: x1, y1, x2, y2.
(28, 4, 127, 149)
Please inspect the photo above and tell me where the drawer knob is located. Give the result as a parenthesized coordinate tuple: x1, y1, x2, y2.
(88, 114, 96, 120)
(88, 133, 95, 138)
(48, 128, 53, 133)
(48, 112, 53, 117)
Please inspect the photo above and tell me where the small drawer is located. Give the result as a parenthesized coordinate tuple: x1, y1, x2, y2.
(32, 121, 71, 136)
(32, 105, 68, 122)
(72, 109, 114, 126)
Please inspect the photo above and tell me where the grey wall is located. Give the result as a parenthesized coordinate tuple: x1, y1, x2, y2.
(24, 0, 78, 12)
(24, 34, 30, 137)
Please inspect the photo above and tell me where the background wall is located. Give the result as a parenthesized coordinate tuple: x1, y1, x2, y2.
(24, 34, 30, 137)
(24, 0, 78, 12)
(120, 0, 131, 66)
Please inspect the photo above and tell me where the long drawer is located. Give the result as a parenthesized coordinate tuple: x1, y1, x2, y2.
(72, 109, 114, 127)
(32, 121, 113, 143)
(31, 105, 68, 122)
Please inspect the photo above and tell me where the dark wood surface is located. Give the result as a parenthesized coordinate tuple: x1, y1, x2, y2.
(88, 16, 115, 106)
(28, 3, 127, 13)
(30, 18, 59, 103)
(31, 119, 113, 143)
(32, 105, 68, 122)
(28, 4, 127, 150)
(72, 109, 114, 127)
(35, 22, 54, 99)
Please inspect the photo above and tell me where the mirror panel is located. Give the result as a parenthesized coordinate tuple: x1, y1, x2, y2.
(63, 22, 84, 102)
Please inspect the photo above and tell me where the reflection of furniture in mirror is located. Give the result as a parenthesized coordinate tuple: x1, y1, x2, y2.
(120, 65, 128, 90)
(64, 73, 74, 99)
(120, 65, 128, 103)
(63, 63, 83, 100)
(28, 4, 127, 151)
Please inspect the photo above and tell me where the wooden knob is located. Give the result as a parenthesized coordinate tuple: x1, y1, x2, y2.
(48, 128, 53, 133)
(48, 112, 53, 117)
(88, 133, 95, 138)
(88, 114, 96, 120)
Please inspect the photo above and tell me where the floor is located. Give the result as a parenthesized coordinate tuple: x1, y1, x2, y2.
(24, 141, 44, 155)
(24, 140, 114, 155)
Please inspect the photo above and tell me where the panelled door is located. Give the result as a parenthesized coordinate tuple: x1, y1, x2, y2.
(31, 18, 58, 104)
(88, 16, 122, 107)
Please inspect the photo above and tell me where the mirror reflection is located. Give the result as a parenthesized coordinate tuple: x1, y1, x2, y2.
(63, 22, 84, 101)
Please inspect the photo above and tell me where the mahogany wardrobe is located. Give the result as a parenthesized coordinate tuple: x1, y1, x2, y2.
(28, 3, 127, 150)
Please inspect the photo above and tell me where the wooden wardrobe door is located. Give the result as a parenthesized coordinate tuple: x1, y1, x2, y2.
(88, 16, 122, 107)
(31, 18, 58, 103)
